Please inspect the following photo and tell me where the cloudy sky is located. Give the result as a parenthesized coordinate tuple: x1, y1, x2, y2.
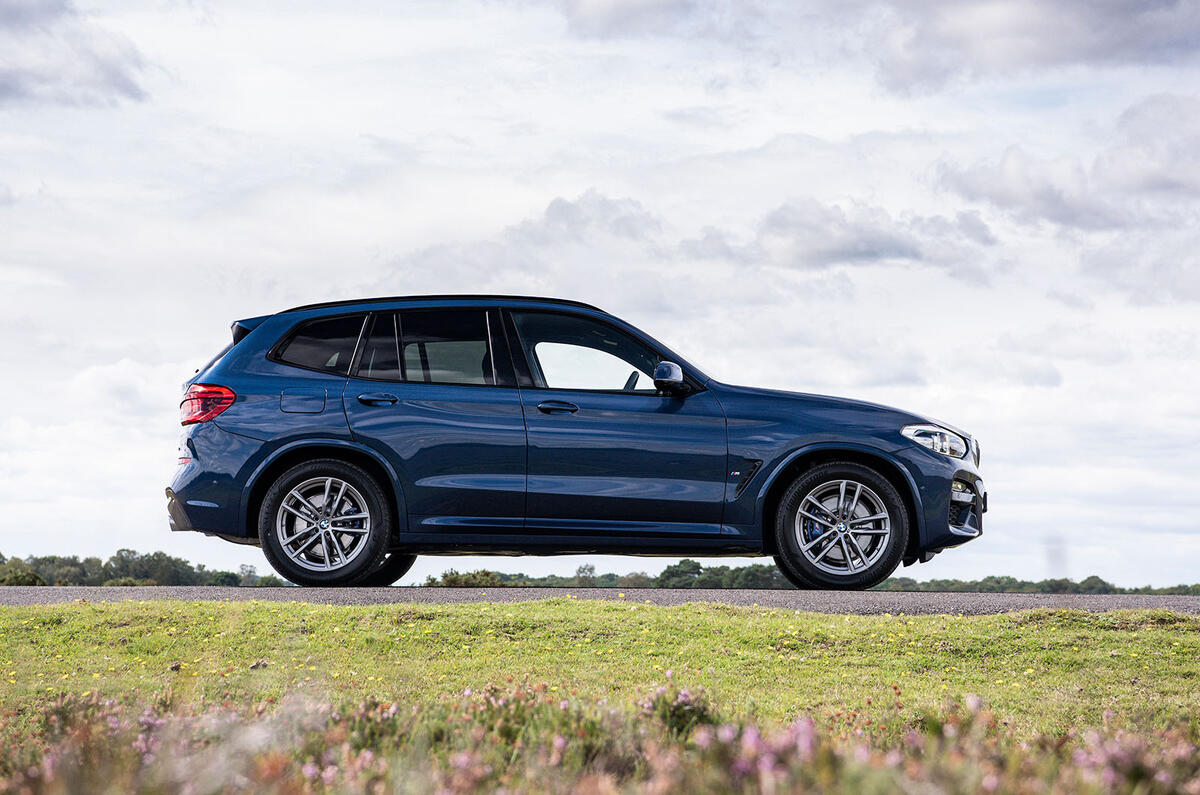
(2, 0, 1198, 586)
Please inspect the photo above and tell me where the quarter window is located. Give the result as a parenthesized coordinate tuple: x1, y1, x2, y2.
(357, 313, 402, 380)
(276, 314, 366, 375)
(510, 311, 660, 392)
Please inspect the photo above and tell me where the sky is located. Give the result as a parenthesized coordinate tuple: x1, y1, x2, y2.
(1, 0, 1199, 586)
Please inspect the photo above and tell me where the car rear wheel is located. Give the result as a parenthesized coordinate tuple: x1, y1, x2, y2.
(259, 459, 391, 587)
(773, 461, 908, 590)
(357, 552, 418, 586)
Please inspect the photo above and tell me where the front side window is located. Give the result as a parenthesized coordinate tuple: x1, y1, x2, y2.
(399, 309, 495, 386)
(276, 314, 366, 375)
(510, 311, 661, 392)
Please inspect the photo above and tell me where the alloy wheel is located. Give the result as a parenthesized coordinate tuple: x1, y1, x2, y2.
(793, 479, 892, 577)
(275, 476, 372, 572)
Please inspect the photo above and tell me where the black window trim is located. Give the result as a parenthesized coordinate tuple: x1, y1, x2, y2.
(265, 305, 700, 394)
(346, 307, 516, 389)
(267, 311, 370, 378)
(502, 307, 705, 396)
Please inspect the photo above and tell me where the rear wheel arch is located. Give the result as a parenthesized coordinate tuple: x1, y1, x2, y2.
(242, 442, 405, 542)
(759, 446, 922, 562)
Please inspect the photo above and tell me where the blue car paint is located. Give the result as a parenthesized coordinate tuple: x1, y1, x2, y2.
(519, 387, 729, 530)
(167, 296, 984, 565)
(343, 378, 528, 526)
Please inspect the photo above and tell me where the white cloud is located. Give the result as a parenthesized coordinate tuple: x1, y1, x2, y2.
(872, 0, 1200, 91)
(936, 95, 1200, 302)
(938, 147, 1128, 229)
(558, 0, 698, 37)
(547, 0, 1200, 92)
(1094, 93, 1200, 196)
(0, 0, 146, 105)
(1082, 230, 1200, 303)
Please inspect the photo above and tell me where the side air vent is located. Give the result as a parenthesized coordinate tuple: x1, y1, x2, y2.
(733, 460, 762, 499)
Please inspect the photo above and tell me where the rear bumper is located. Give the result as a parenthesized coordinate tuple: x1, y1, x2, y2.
(166, 422, 261, 537)
(165, 487, 195, 532)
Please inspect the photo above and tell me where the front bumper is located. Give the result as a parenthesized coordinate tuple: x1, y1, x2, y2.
(893, 442, 987, 559)
(946, 473, 986, 540)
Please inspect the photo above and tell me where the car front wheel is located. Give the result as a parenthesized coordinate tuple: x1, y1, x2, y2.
(259, 459, 391, 586)
(774, 461, 908, 590)
(358, 552, 418, 586)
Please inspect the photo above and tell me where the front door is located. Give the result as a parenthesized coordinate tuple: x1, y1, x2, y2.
(343, 308, 527, 531)
(506, 309, 728, 536)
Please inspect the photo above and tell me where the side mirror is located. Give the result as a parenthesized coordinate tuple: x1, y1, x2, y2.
(653, 361, 689, 396)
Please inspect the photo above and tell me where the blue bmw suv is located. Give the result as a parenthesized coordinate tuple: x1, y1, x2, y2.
(167, 295, 985, 589)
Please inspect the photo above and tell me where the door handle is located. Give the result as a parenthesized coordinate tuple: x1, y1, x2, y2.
(536, 400, 579, 415)
(357, 393, 399, 406)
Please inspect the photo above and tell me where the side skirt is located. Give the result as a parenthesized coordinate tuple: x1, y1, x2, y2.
(390, 532, 761, 556)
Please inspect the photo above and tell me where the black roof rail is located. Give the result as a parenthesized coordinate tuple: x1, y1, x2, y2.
(280, 294, 605, 314)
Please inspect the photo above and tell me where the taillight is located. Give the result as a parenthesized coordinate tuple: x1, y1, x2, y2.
(180, 384, 236, 425)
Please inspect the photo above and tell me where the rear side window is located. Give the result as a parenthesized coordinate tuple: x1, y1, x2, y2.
(399, 309, 495, 386)
(275, 314, 366, 375)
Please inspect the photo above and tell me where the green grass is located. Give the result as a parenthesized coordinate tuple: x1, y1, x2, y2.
(1, 599, 1198, 737)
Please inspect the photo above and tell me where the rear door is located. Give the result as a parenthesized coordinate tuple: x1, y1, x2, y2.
(506, 309, 728, 536)
(343, 308, 527, 532)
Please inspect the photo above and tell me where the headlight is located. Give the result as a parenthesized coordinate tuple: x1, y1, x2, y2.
(902, 424, 968, 458)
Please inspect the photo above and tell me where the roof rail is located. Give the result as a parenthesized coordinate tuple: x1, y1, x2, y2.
(280, 294, 605, 314)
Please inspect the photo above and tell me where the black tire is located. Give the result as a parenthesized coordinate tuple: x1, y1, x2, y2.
(259, 459, 392, 587)
(357, 552, 418, 587)
(772, 555, 814, 589)
(773, 461, 908, 590)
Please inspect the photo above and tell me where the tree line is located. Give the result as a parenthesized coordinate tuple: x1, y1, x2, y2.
(0, 550, 284, 587)
(424, 560, 1200, 594)
(3, 551, 1198, 593)
(427, 560, 796, 589)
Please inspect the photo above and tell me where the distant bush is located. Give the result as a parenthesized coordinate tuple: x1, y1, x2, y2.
(100, 577, 156, 587)
(0, 564, 45, 586)
(424, 569, 506, 587)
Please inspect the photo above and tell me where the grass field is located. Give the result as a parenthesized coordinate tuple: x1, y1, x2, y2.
(2, 599, 1199, 792)
(2, 599, 1198, 733)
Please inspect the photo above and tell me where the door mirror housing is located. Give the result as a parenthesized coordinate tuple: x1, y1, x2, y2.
(653, 361, 689, 396)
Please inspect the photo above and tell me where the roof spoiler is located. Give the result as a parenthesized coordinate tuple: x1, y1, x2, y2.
(231, 314, 271, 344)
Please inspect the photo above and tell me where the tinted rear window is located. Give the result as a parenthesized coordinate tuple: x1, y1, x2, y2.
(400, 309, 494, 385)
(357, 313, 402, 380)
(276, 314, 366, 375)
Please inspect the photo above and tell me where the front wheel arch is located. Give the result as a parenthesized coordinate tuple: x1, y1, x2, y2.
(759, 447, 921, 563)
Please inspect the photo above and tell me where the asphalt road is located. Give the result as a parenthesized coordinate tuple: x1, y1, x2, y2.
(1, 586, 1197, 615)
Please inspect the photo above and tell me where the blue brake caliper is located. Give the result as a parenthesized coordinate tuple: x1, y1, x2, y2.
(804, 505, 828, 543)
